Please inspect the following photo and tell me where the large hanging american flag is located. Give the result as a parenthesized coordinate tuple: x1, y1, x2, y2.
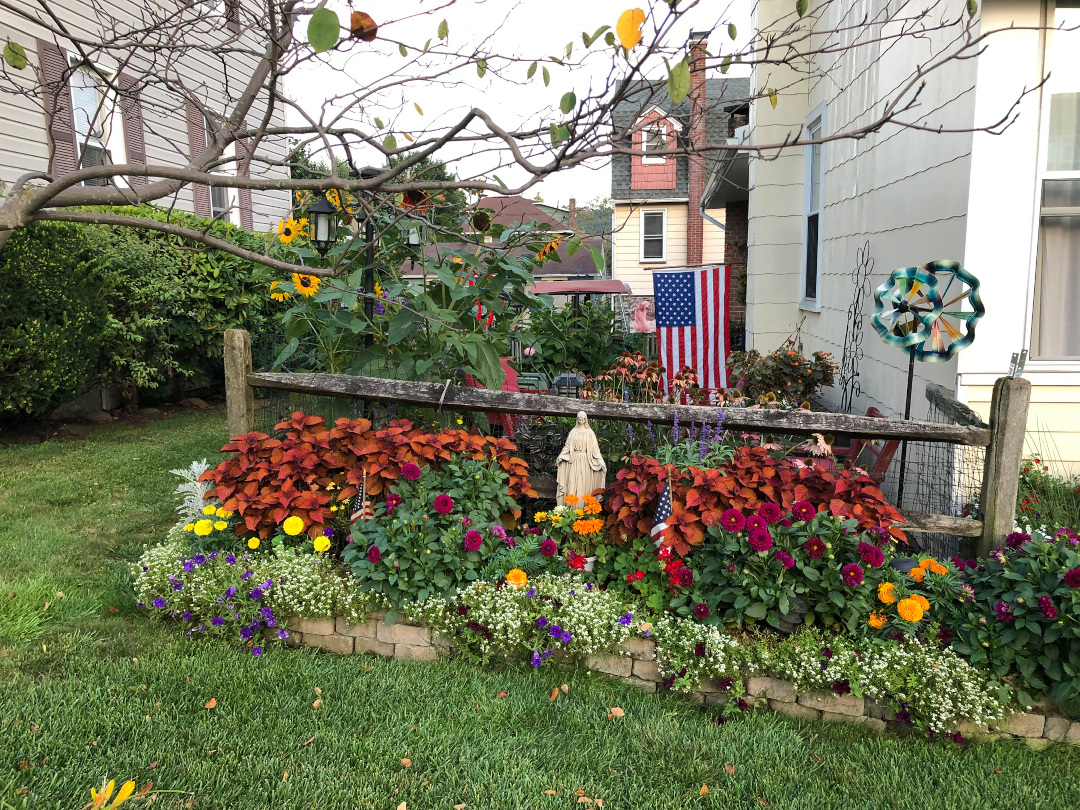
(653, 265, 730, 391)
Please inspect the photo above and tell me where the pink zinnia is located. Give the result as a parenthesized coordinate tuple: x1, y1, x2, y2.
(720, 508, 746, 532)
(773, 549, 794, 569)
(758, 502, 783, 525)
(804, 536, 826, 559)
(791, 500, 816, 522)
(745, 515, 767, 534)
(1064, 568, 1080, 588)
(464, 529, 482, 552)
(841, 563, 864, 587)
(433, 493, 454, 515)
(748, 529, 773, 552)
(540, 539, 557, 557)
(401, 462, 421, 481)
(367, 545, 381, 565)
(857, 541, 885, 568)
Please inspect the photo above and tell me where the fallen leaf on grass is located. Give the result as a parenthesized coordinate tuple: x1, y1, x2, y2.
(314, 687, 322, 696)
(43, 601, 49, 611)
(575, 790, 586, 797)
(397, 803, 407, 810)
(454, 804, 467, 809)
(208, 749, 217, 756)
(410, 725, 418, 731)
(609, 707, 624, 718)
(561, 684, 569, 694)
(302, 737, 314, 746)
(700, 784, 709, 796)
(401, 758, 412, 768)
(18, 761, 28, 771)
(30, 725, 39, 733)
(497, 692, 508, 699)
(312, 699, 323, 709)
(282, 771, 289, 781)
(422, 781, 429, 787)
(147, 761, 158, 770)
(204, 698, 217, 709)
(544, 790, 557, 795)
(758, 799, 770, 807)
(577, 798, 593, 805)
(109, 606, 119, 613)
(725, 764, 736, 775)
(550, 688, 559, 702)
(811, 754, 820, 763)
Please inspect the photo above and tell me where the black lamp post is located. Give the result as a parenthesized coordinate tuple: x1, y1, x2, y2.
(308, 192, 339, 257)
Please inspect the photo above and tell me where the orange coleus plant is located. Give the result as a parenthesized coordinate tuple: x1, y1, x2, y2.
(201, 413, 536, 540)
(604, 446, 906, 556)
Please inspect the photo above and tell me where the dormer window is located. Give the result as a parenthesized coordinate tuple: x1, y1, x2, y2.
(642, 124, 668, 164)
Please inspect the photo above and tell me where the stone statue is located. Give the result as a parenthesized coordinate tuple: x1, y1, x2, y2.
(555, 412, 607, 506)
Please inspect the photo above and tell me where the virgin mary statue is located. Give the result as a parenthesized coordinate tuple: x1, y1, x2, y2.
(555, 412, 607, 506)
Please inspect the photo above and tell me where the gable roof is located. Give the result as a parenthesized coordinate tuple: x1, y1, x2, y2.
(610, 77, 751, 202)
(473, 195, 571, 233)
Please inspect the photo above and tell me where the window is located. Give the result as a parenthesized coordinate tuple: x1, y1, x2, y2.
(642, 124, 668, 164)
(640, 209, 666, 262)
(802, 108, 824, 305)
(1033, 1, 1080, 358)
(70, 67, 119, 186)
(205, 114, 237, 223)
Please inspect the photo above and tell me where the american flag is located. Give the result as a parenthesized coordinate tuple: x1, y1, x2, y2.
(653, 265, 730, 391)
(651, 478, 672, 548)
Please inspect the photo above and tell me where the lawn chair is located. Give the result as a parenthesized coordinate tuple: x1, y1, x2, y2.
(830, 407, 901, 485)
(464, 358, 520, 437)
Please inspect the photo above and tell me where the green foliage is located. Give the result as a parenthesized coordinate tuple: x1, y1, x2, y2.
(2, 40, 27, 70)
(520, 300, 624, 378)
(942, 530, 1080, 713)
(1015, 453, 1080, 535)
(0, 221, 108, 415)
(307, 7, 340, 53)
(728, 340, 838, 405)
(344, 457, 523, 608)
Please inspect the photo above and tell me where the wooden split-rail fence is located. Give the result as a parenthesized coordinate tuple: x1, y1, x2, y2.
(223, 329, 1031, 557)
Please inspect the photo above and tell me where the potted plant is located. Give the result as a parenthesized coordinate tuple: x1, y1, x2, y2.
(534, 494, 605, 571)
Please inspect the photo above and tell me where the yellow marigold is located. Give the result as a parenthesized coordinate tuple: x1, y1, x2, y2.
(896, 597, 924, 623)
(282, 515, 305, 536)
(203, 505, 217, 516)
(505, 568, 528, 589)
(183, 523, 194, 532)
(912, 594, 930, 611)
(877, 582, 896, 604)
(868, 611, 887, 629)
(213, 520, 227, 531)
(292, 272, 320, 297)
(564, 493, 580, 507)
(909, 567, 925, 583)
(193, 519, 214, 537)
(313, 536, 331, 553)
(247, 537, 260, 549)
(270, 280, 291, 302)
(919, 557, 934, 570)
(534, 512, 548, 522)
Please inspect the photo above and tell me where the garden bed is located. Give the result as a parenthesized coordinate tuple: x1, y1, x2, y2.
(285, 613, 1080, 749)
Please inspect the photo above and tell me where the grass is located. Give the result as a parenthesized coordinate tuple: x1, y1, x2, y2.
(1, 410, 1079, 810)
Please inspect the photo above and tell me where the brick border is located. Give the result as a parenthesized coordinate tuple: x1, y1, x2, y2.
(286, 615, 1079, 748)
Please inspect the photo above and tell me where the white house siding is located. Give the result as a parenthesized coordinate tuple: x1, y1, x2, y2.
(612, 202, 689, 295)
(748, 0, 978, 422)
(0, 1, 289, 231)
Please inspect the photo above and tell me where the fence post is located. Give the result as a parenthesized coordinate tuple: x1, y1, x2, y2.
(977, 376, 1031, 556)
(224, 328, 254, 440)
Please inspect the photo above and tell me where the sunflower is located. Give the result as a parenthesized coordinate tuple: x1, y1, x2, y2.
(270, 281, 291, 302)
(277, 217, 307, 244)
(292, 272, 320, 297)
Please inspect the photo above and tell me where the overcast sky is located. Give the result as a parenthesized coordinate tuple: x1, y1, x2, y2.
(284, 0, 751, 208)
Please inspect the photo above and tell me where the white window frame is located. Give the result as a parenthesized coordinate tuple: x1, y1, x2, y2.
(67, 59, 127, 188)
(800, 104, 826, 312)
(642, 123, 669, 164)
(205, 114, 238, 224)
(639, 208, 667, 263)
(1027, 0, 1080, 363)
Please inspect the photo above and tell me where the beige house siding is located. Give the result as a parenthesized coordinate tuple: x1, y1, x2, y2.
(702, 208, 727, 265)
(0, 1, 289, 231)
(612, 203, 726, 296)
(966, 384, 1080, 470)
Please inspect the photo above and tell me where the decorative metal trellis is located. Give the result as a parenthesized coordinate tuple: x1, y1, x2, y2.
(838, 241, 875, 414)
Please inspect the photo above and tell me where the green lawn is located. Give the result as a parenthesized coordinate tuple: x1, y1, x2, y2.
(1, 411, 1079, 810)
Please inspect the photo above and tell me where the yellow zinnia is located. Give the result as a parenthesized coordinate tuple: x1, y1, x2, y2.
(282, 515, 305, 536)
(313, 536, 331, 553)
(194, 519, 214, 537)
(877, 582, 895, 605)
(505, 568, 528, 589)
(270, 280, 291, 302)
(896, 597, 924, 623)
(534, 512, 548, 522)
(203, 505, 217, 516)
(868, 611, 887, 629)
(213, 520, 227, 531)
(292, 272, 320, 297)
(247, 537, 261, 549)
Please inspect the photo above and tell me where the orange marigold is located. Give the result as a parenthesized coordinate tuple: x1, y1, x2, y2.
(877, 582, 896, 604)
(869, 611, 887, 629)
(896, 597, 924, 623)
(912, 594, 930, 611)
(909, 567, 925, 583)
(929, 561, 948, 576)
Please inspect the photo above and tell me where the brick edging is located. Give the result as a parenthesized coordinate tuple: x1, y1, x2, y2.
(286, 615, 1079, 748)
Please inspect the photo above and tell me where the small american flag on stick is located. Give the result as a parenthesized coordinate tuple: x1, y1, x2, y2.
(350, 470, 374, 524)
(651, 477, 673, 548)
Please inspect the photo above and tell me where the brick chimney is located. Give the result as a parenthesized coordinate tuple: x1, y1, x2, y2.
(568, 197, 577, 230)
(686, 30, 709, 266)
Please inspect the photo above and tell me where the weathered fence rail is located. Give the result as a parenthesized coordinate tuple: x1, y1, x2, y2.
(224, 329, 1030, 556)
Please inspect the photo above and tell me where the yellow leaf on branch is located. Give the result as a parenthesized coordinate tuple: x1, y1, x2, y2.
(616, 9, 646, 50)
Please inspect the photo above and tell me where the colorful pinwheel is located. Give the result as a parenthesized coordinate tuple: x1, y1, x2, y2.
(870, 265, 943, 348)
(912, 261, 984, 362)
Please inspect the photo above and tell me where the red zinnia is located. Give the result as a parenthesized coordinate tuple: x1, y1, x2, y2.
(367, 545, 381, 564)
(540, 539, 557, 557)
(748, 529, 774, 552)
(401, 462, 421, 481)
(804, 536, 826, 559)
(841, 563, 864, 587)
(464, 529, 482, 552)
(676, 567, 694, 588)
(792, 500, 816, 522)
(693, 603, 711, 618)
(433, 494, 454, 515)
(719, 508, 746, 532)
(745, 515, 767, 534)
(857, 541, 885, 568)
(1064, 567, 1080, 588)
(758, 502, 783, 525)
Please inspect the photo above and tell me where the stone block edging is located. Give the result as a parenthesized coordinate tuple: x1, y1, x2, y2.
(286, 614, 1078, 747)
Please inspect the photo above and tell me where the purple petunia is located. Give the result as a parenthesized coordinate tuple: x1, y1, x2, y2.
(249, 588, 263, 600)
(241, 569, 253, 580)
(531, 650, 543, 668)
(251, 646, 262, 657)
(773, 549, 795, 570)
(172, 581, 184, 591)
(225, 586, 237, 599)
(182, 611, 192, 621)
(193, 554, 207, 565)
(323, 526, 334, 538)
(548, 624, 562, 638)
(619, 612, 633, 626)
(526, 588, 536, 598)
(153, 597, 166, 609)
(183, 561, 195, 573)
(841, 563, 864, 587)
(212, 616, 224, 626)
(225, 553, 236, 565)
(748, 529, 774, 553)
(239, 626, 253, 639)
(560, 631, 571, 643)
(536, 616, 548, 628)
(278, 629, 289, 639)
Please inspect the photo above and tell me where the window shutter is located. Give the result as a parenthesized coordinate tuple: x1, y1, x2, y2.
(236, 137, 254, 231)
(117, 73, 147, 186)
(226, 0, 242, 34)
(185, 98, 211, 217)
(35, 39, 78, 179)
